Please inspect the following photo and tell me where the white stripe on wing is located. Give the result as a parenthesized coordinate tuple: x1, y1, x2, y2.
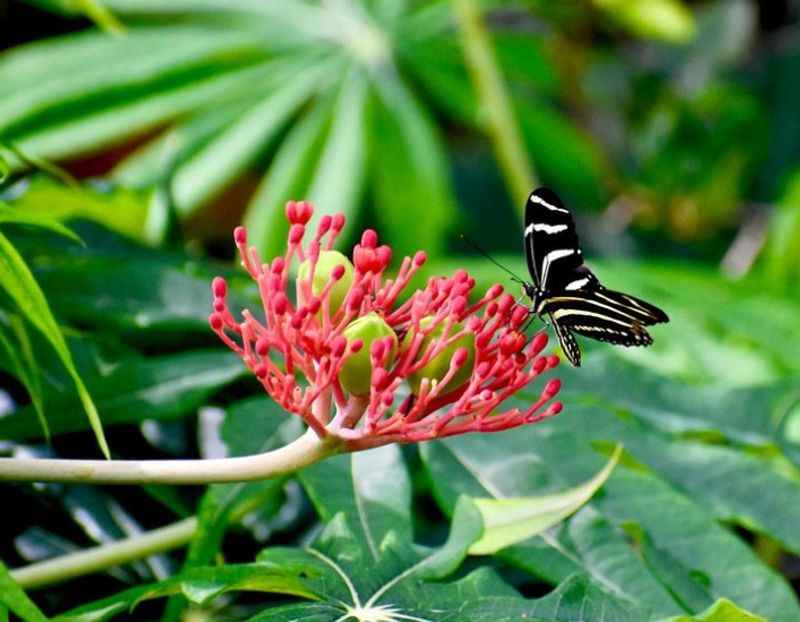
(530, 194, 570, 213)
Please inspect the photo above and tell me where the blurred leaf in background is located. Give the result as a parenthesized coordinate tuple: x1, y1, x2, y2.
(1, 0, 800, 618)
(0, 0, 625, 260)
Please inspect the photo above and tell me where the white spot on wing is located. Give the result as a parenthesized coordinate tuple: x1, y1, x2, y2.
(565, 277, 590, 291)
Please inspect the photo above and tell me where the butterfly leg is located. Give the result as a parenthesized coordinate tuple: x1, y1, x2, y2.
(520, 308, 540, 333)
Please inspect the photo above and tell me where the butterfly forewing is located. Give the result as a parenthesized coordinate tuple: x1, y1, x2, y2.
(524, 188, 584, 291)
(523, 187, 668, 366)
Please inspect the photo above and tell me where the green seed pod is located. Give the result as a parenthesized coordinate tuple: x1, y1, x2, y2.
(298, 250, 354, 316)
(403, 317, 475, 395)
(340, 312, 398, 395)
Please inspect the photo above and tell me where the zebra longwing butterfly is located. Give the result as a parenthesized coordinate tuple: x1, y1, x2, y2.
(523, 187, 668, 367)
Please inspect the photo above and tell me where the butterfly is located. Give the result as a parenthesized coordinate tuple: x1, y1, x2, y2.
(522, 187, 668, 367)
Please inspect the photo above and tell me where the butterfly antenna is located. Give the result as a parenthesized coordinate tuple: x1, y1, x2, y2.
(459, 233, 527, 285)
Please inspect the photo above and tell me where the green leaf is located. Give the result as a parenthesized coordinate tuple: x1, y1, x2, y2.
(662, 598, 766, 622)
(244, 95, 334, 258)
(54, 564, 317, 622)
(304, 68, 369, 246)
(4, 176, 154, 243)
(0, 154, 9, 182)
(468, 445, 621, 554)
(8, 61, 276, 166)
(299, 445, 413, 561)
(0, 26, 264, 136)
(764, 169, 800, 286)
(170, 60, 327, 216)
(0, 314, 49, 439)
(593, 0, 696, 43)
(32, 0, 126, 34)
(0, 560, 47, 622)
(421, 411, 800, 621)
(54, 483, 672, 622)
(110, 97, 254, 189)
(371, 72, 455, 259)
(0, 346, 246, 441)
(12, 222, 252, 338)
(0, 229, 108, 456)
(466, 573, 646, 622)
(0, 200, 82, 244)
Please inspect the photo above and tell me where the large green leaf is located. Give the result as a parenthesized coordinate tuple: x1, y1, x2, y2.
(12, 222, 252, 338)
(0, 346, 246, 441)
(8, 62, 277, 165)
(299, 445, 413, 562)
(304, 68, 369, 246)
(244, 95, 334, 258)
(4, 176, 153, 243)
(0, 199, 82, 243)
(0, 229, 108, 456)
(170, 58, 330, 215)
(0, 26, 267, 146)
(371, 73, 455, 258)
(401, 33, 608, 210)
(469, 445, 620, 554)
(53, 564, 317, 622)
(50, 477, 766, 622)
(420, 385, 800, 621)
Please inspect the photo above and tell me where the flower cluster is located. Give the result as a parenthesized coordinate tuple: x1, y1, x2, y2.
(210, 201, 562, 449)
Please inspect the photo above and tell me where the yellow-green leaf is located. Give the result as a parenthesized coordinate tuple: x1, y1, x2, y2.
(594, 0, 696, 43)
(662, 598, 766, 622)
(468, 445, 621, 555)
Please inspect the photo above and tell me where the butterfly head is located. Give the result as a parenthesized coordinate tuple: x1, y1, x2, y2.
(520, 280, 545, 312)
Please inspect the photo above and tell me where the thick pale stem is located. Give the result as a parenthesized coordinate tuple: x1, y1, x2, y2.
(451, 0, 537, 212)
(11, 517, 198, 590)
(0, 428, 339, 485)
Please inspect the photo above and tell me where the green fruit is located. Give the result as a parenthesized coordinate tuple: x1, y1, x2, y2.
(298, 250, 354, 315)
(403, 317, 475, 395)
(340, 313, 398, 395)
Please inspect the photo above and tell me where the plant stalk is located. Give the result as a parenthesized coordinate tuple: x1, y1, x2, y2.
(10, 517, 198, 590)
(0, 428, 338, 485)
(451, 0, 537, 212)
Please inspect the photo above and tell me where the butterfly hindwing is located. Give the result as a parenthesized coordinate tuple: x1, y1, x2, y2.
(523, 187, 668, 366)
(590, 286, 669, 325)
(550, 314, 581, 367)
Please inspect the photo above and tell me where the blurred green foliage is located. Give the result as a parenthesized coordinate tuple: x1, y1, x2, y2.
(1, 0, 800, 619)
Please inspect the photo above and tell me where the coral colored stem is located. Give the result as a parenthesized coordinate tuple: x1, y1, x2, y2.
(0, 429, 340, 485)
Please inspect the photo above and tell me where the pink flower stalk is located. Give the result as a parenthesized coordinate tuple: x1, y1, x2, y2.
(210, 201, 563, 449)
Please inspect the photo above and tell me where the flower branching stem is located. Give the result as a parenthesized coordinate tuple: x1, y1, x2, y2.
(0, 428, 340, 485)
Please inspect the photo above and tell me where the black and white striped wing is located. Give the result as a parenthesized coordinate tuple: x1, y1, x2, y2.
(524, 187, 585, 292)
(550, 315, 582, 367)
(523, 186, 669, 367)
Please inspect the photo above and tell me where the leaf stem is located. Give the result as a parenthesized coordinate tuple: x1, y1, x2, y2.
(10, 518, 198, 591)
(0, 428, 339, 485)
(451, 0, 537, 212)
